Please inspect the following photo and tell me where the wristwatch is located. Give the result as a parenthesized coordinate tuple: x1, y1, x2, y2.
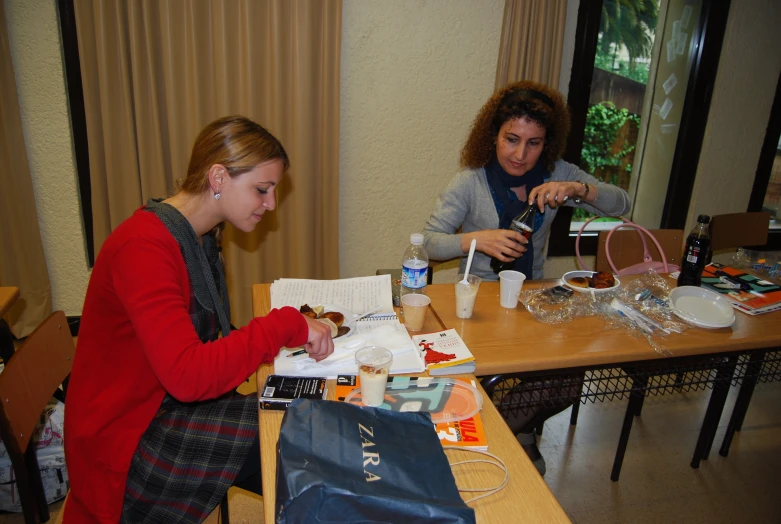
(573, 182, 590, 204)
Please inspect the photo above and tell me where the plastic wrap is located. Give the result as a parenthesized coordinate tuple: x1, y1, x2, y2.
(520, 269, 689, 354)
(730, 248, 781, 284)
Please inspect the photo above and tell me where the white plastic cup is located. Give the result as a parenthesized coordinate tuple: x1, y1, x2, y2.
(401, 293, 431, 332)
(455, 274, 481, 319)
(355, 346, 393, 407)
(499, 270, 526, 308)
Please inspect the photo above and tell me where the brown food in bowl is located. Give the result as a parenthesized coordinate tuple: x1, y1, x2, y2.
(568, 276, 590, 288)
(299, 304, 318, 319)
(592, 272, 616, 288)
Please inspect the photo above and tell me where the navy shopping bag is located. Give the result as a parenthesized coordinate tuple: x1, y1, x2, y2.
(276, 399, 476, 524)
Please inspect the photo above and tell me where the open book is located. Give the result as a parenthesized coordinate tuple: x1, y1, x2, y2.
(270, 276, 424, 378)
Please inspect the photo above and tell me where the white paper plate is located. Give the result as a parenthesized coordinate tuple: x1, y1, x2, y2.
(561, 270, 621, 294)
(668, 286, 735, 329)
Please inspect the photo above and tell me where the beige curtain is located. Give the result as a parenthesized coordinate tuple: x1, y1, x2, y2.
(495, 0, 568, 89)
(74, 0, 341, 325)
(0, 2, 53, 337)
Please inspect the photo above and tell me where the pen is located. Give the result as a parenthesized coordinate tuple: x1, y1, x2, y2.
(714, 270, 751, 292)
(286, 349, 308, 358)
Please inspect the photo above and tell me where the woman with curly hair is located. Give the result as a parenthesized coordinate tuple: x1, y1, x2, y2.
(423, 81, 631, 281)
(422, 81, 630, 476)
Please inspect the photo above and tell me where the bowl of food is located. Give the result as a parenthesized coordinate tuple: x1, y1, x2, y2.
(561, 270, 620, 294)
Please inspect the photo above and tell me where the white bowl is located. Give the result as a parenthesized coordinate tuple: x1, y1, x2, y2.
(561, 270, 620, 294)
(668, 286, 735, 328)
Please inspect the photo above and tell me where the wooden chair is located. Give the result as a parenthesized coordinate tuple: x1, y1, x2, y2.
(0, 311, 74, 523)
(595, 228, 684, 273)
(709, 212, 770, 252)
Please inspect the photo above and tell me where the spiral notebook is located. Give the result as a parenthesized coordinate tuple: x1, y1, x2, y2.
(273, 313, 425, 378)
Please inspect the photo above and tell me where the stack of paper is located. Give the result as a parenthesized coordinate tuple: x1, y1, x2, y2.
(270, 276, 425, 378)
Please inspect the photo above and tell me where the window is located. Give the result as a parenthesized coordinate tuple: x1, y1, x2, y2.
(548, 0, 731, 256)
(748, 69, 781, 249)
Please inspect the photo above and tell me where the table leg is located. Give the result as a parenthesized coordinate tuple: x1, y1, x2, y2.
(569, 398, 580, 426)
(719, 350, 765, 457)
(611, 375, 647, 482)
(691, 356, 736, 468)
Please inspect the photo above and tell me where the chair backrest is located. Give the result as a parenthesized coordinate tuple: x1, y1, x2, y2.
(0, 311, 73, 523)
(709, 212, 771, 251)
(595, 229, 684, 273)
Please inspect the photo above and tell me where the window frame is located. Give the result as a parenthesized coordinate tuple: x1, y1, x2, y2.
(548, 0, 732, 257)
(747, 69, 781, 251)
(57, 0, 94, 267)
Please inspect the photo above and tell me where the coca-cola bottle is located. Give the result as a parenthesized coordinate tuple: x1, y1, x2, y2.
(677, 214, 711, 287)
(490, 202, 537, 274)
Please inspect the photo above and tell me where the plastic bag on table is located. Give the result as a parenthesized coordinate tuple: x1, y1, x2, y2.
(519, 284, 606, 324)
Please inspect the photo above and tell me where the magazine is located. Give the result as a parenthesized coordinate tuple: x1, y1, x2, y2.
(335, 375, 488, 450)
(410, 329, 475, 375)
(700, 263, 781, 315)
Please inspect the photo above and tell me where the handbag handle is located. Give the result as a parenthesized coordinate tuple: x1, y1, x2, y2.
(576, 216, 669, 273)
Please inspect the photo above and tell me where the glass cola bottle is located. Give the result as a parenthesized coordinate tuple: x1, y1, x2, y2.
(490, 202, 536, 274)
(677, 214, 711, 287)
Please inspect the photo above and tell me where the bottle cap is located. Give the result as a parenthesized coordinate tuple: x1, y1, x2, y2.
(697, 214, 711, 223)
(410, 233, 424, 245)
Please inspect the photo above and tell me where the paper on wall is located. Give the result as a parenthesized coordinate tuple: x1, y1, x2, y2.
(663, 73, 678, 95)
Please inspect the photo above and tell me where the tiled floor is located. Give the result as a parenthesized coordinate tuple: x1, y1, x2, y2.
(3, 377, 779, 523)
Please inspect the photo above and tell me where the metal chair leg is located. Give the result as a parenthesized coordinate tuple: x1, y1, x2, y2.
(611, 375, 647, 481)
(220, 493, 230, 524)
(719, 351, 765, 457)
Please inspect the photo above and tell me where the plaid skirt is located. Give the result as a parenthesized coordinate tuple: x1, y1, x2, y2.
(121, 393, 258, 524)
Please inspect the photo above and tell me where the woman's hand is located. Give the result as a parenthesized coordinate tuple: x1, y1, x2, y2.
(463, 230, 528, 262)
(529, 181, 594, 212)
(302, 315, 334, 362)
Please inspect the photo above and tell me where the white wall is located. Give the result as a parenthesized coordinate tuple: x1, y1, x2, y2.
(339, 0, 505, 279)
(6, 0, 780, 315)
(5, 0, 90, 315)
(685, 0, 781, 232)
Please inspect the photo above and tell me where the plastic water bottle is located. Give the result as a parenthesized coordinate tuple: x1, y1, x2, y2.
(401, 233, 429, 300)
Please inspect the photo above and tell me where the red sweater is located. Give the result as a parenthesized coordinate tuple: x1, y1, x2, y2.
(63, 210, 308, 523)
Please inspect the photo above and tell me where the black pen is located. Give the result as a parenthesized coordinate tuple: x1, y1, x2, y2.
(286, 349, 308, 358)
(714, 270, 751, 292)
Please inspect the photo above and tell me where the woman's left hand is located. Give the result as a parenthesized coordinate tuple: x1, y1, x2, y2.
(528, 181, 589, 212)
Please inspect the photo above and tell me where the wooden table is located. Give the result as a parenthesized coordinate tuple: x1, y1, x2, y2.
(426, 278, 781, 477)
(0, 287, 20, 364)
(0, 287, 19, 318)
(427, 279, 781, 375)
(252, 283, 570, 524)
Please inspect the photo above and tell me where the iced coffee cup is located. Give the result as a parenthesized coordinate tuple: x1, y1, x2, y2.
(401, 293, 430, 332)
(455, 274, 481, 319)
(355, 346, 393, 407)
(498, 270, 526, 308)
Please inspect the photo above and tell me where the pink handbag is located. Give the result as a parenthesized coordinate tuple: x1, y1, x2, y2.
(576, 217, 681, 276)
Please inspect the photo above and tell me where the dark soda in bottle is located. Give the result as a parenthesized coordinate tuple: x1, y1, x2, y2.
(677, 214, 711, 287)
(490, 202, 537, 274)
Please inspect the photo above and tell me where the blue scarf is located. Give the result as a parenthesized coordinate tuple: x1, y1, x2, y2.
(484, 158, 547, 279)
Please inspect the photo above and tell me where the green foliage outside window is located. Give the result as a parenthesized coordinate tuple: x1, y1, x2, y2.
(574, 102, 640, 222)
(594, 51, 650, 84)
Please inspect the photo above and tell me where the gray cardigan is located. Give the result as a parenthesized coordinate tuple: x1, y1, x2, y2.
(422, 160, 632, 281)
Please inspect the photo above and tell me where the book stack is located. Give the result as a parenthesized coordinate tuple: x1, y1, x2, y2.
(700, 263, 781, 315)
(411, 329, 475, 376)
(335, 375, 488, 450)
(259, 375, 327, 410)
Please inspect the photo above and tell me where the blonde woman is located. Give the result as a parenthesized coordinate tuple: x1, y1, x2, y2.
(64, 116, 333, 523)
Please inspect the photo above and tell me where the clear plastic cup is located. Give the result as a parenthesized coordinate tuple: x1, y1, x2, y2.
(355, 346, 393, 407)
(455, 274, 481, 319)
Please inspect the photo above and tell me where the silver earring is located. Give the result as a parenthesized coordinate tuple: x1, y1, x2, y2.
(214, 192, 221, 200)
